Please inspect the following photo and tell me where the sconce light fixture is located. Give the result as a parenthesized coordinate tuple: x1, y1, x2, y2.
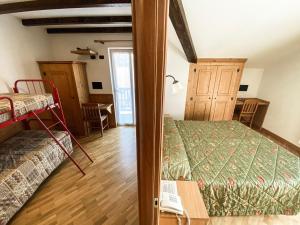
(166, 75, 183, 94)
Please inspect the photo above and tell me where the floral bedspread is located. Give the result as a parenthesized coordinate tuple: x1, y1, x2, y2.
(163, 118, 300, 216)
(0, 130, 72, 225)
(0, 93, 54, 123)
(162, 116, 191, 180)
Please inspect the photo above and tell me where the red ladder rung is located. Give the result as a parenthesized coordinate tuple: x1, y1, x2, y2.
(47, 121, 61, 129)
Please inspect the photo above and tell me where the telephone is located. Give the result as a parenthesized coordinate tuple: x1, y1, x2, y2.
(160, 180, 183, 215)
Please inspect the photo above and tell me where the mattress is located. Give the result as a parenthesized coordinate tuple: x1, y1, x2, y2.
(0, 130, 73, 225)
(163, 117, 300, 216)
(0, 93, 54, 123)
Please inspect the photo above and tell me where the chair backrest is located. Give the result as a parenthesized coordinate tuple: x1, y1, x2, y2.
(241, 99, 259, 115)
(82, 103, 102, 121)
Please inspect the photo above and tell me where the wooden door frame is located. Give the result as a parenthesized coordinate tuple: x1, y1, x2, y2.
(132, 0, 169, 224)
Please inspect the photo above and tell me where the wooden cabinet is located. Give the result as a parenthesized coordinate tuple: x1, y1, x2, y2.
(38, 61, 89, 136)
(185, 59, 246, 121)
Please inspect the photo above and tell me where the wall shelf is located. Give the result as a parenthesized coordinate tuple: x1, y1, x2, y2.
(71, 48, 98, 56)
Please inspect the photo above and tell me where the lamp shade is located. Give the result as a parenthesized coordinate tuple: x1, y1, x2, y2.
(171, 81, 183, 94)
(166, 75, 183, 94)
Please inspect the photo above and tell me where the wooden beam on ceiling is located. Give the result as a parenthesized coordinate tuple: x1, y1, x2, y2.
(0, 0, 131, 15)
(22, 16, 132, 26)
(169, 0, 197, 63)
(47, 27, 132, 34)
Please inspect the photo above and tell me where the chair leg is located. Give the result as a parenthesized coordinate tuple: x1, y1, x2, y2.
(238, 114, 242, 122)
(100, 124, 104, 137)
(249, 116, 255, 129)
(86, 121, 90, 136)
(99, 119, 104, 137)
(106, 117, 109, 129)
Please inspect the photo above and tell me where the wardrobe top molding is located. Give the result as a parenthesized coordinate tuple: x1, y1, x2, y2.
(195, 58, 248, 65)
(37, 61, 87, 65)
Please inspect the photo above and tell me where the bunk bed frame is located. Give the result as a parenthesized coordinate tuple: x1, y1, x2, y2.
(0, 79, 93, 175)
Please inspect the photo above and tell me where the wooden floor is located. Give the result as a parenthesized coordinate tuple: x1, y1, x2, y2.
(8, 126, 300, 225)
(10, 127, 139, 225)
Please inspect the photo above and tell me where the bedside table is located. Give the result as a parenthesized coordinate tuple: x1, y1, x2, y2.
(159, 181, 209, 225)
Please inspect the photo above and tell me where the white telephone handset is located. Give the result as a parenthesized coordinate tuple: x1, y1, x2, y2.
(160, 180, 183, 215)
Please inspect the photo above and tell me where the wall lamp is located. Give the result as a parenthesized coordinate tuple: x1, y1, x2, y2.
(166, 75, 183, 94)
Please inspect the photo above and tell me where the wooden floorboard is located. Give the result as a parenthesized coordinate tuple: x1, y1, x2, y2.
(8, 126, 300, 225)
(9, 127, 139, 225)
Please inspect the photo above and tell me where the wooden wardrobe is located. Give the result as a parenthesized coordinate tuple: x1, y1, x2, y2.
(185, 59, 246, 121)
(38, 61, 89, 136)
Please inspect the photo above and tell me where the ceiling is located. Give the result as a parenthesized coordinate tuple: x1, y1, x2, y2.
(11, 7, 131, 19)
(0, 1, 132, 31)
(180, 0, 300, 67)
(10, 7, 132, 28)
(2, 0, 300, 67)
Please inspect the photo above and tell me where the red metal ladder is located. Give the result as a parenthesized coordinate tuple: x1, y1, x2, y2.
(32, 106, 93, 176)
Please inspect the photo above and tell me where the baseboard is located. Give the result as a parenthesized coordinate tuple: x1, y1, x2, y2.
(260, 128, 300, 155)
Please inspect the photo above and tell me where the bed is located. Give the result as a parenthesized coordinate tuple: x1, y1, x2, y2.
(162, 116, 300, 216)
(0, 93, 54, 124)
(0, 130, 72, 225)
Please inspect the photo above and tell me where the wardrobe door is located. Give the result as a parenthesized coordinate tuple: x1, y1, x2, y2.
(39, 63, 79, 134)
(185, 64, 217, 120)
(210, 65, 241, 121)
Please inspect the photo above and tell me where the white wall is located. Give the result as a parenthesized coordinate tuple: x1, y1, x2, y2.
(164, 20, 190, 120)
(182, 0, 300, 67)
(48, 34, 132, 94)
(0, 15, 52, 92)
(164, 20, 265, 119)
(238, 68, 264, 98)
(258, 53, 300, 147)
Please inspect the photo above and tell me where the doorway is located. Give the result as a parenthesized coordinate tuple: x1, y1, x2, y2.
(109, 48, 135, 126)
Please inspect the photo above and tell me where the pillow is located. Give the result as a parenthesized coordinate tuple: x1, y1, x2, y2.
(161, 115, 191, 180)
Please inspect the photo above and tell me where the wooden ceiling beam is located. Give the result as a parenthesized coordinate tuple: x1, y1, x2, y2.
(47, 27, 132, 34)
(22, 16, 132, 26)
(0, 0, 131, 15)
(169, 0, 197, 63)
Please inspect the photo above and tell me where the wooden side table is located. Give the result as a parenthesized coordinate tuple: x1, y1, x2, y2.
(160, 181, 209, 225)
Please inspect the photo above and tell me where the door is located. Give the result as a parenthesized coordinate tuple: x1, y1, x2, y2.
(185, 65, 217, 120)
(39, 63, 79, 133)
(210, 65, 241, 121)
(109, 49, 135, 126)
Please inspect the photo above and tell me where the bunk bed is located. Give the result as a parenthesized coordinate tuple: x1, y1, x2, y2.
(0, 80, 93, 224)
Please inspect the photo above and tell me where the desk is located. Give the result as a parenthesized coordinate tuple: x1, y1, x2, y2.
(89, 94, 117, 128)
(160, 181, 209, 225)
(99, 104, 113, 115)
(234, 98, 270, 129)
(98, 103, 114, 129)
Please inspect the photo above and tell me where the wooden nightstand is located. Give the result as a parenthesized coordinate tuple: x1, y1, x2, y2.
(160, 181, 209, 225)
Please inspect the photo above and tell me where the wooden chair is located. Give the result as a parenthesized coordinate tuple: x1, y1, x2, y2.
(238, 99, 259, 128)
(82, 103, 109, 137)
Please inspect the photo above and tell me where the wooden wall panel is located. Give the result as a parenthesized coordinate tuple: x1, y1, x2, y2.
(132, 0, 169, 223)
(89, 94, 117, 128)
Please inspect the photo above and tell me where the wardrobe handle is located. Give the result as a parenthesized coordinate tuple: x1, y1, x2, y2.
(231, 97, 234, 101)
(190, 97, 193, 101)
